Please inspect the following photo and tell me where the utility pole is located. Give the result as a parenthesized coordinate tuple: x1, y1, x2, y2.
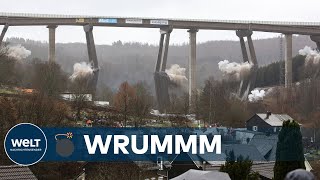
(279, 34, 285, 86)
(209, 82, 212, 127)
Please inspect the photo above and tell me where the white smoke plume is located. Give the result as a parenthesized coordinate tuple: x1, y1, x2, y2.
(6, 44, 31, 60)
(69, 62, 93, 81)
(165, 64, 188, 85)
(248, 88, 273, 102)
(299, 46, 320, 65)
(218, 60, 253, 80)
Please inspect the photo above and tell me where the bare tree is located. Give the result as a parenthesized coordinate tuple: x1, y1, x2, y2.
(70, 76, 91, 121)
(114, 81, 135, 127)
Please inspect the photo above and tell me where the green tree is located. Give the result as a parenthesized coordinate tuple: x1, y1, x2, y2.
(167, 92, 189, 115)
(199, 77, 232, 126)
(132, 81, 153, 127)
(98, 84, 114, 104)
(220, 150, 259, 180)
(0, 97, 17, 165)
(32, 61, 67, 96)
(0, 45, 19, 85)
(255, 55, 307, 87)
(199, 77, 215, 126)
(274, 120, 305, 180)
(181, 92, 190, 116)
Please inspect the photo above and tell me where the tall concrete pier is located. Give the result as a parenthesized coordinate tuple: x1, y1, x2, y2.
(156, 27, 172, 72)
(155, 33, 165, 72)
(160, 28, 171, 72)
(285, 34, 292, 88)
(236, 30, 258, 100)
(188, 28, 198, 111)
(154, 27, 172, 112)
(0, 24, 8, 46)
(310, 35, 320, 78)
(310, 35, 320, 51)
(83, 25, 99, 96)
(247, 35, 257, 65)
(238, 35, 249, 62)
(47, 25, 57, 62)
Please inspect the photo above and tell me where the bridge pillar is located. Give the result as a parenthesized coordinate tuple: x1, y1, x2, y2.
(154, 27, 172, 113)
(247, 35, 257, 65)
(285, 34, 293, 88)
(236, 30, 258, 100)
(309, 35, 320, 78)
(155, 33, 165, 72)
(188, 28, 198, 111)
(47, 25, 57, 62)
(83, 25, 99, 97)
(160, 28, 172, 71)
(310, 35, 320, 51)
(246, 33, 258, 99)
(239, 37, 249, 62)
(236, 30, 250, 63)
(0, 24, 9, 47)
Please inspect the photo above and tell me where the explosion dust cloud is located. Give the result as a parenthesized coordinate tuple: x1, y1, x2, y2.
(6, 44, 31, 60)
(70, 62, 94, 81)
(165, 64, 188, 86)
(299, 46, 320, 66)
(218, 60, 252, 80)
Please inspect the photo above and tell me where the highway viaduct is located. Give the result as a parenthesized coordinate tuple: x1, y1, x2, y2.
(1, 12, 320, 112)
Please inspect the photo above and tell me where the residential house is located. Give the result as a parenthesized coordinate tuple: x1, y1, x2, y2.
(0, 165, 37, 180)
(246, 112, 294, 134)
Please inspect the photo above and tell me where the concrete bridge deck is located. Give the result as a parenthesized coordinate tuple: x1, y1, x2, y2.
(0, 12, 320, 35)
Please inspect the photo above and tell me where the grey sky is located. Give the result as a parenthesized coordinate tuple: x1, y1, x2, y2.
(1, 0, 319, 44)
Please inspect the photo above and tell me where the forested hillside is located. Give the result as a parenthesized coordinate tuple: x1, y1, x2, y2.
(5, 35, 316, 90)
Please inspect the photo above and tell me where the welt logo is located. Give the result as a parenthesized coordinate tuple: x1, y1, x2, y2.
(9, 138, 43, 152)
(11, 139, 41, 148)
(4, 123, 47, 166)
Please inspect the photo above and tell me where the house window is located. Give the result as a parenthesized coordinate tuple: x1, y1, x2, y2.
(253, 126, 258, 131)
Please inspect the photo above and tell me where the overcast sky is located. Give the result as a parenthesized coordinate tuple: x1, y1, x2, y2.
(1, 0, 319, 45)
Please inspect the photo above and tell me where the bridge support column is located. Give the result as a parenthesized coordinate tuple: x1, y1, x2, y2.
(155, 33, 165, 72)
(310, 35, 320, 78)
(188, 28, 198, 112)
(236, 30, 258, 100)
(247, 35, 257, 65)
(236, 30, 250, 63)
(0, 24, 9, 47)
(285, 34, 292, 88)
(83, 25, 99, 97)
(160, 28, 172, 72)
(246, 33, 258, 99)
(239, 36, 249, 62)
(154, 27, 172, 113)
(310, 35, 320, 51)
(47, 25, 57, 62)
